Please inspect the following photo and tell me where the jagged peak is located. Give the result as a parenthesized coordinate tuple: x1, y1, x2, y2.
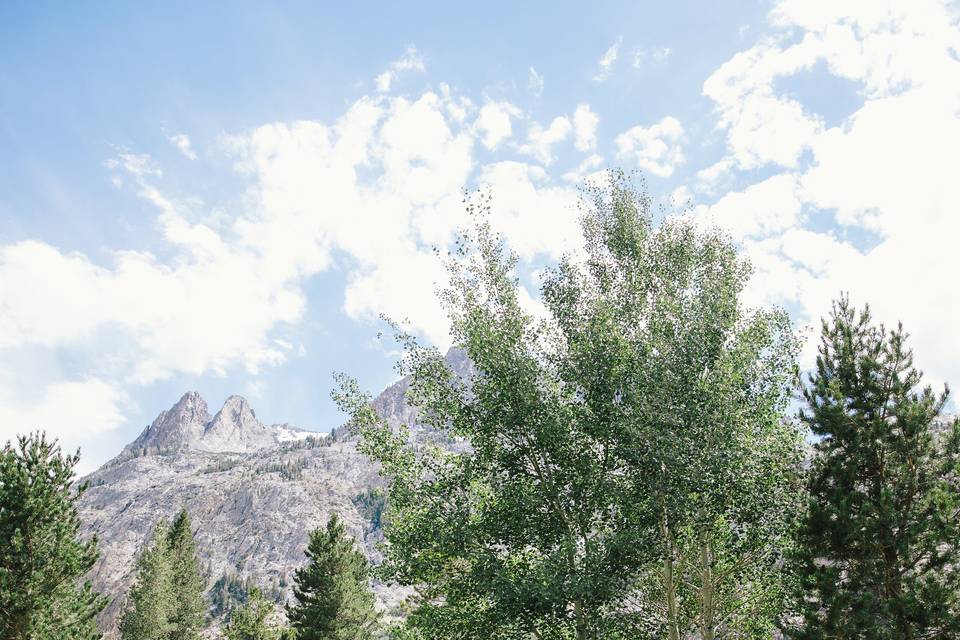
(169, 390, 209, 415)
(218, 394, 255, 419)
(200, 395, 270, 453)
(151, 391, 209, 428)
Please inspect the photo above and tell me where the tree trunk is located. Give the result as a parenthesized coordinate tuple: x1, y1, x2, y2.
(574, 599, 589, 640)
(661, 513, 680, 640)
(698, 532, 716, 640)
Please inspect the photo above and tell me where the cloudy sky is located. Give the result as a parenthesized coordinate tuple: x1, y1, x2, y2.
(1, 1, 958, 472)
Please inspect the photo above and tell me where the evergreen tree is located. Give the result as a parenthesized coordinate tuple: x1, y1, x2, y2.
(287, 514, 378, 640)
(785, 297, 960, 639)
(0, 432, 107, 640)
(224, 587, 288, 640)
(167, 509, 207, 639)
(119, 522, 175, 640)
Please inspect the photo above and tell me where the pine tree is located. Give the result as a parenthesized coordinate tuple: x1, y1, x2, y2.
(119, 522, 175, 640)
(287, 514, 378, 640)
(0, 432, 107, 640)
(223, 587, 289, 640)
(785, 297, 960, 639)
(167, 509, 207, 639)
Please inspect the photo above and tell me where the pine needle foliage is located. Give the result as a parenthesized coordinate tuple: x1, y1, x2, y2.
(785, 297, 960, 639)
(287, 514, 379, 640)
(119, 522, 176, 640)
(224, 587, 289, 640)
(119, 509, 207, 640)
(0, 432, 107, 640)
(167, 509, 207, 639)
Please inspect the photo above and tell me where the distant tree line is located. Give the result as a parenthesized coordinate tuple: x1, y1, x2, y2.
(2, 172, 959, 639)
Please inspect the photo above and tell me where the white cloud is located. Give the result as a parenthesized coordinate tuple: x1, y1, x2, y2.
(699, 0, 960, 389)
(167, 133, 197, 160)
(1, 88, 593, 458)
(593, 37, 622, 82)
(0, 375, 129, 472)
(573, 104, 599, 151)
(654, 47, 672, 62)
(668, 185, 693, 210)
(475, 101, 522, 150)
(528, 67, 545, 97)
(695, 158, 735, 194)
(562, 154, 604, 183)
(104, 153, 161, 178)
(476, 162, 582, 261)
(230, 91, 582, 341)
(518, 116, 573, 165)
(0, 378, 127, 442)
(614, 116, 685, 177)
(697, 173, 803, 239)
(375, 46, 426, 93)
(632, 46, 672, 67)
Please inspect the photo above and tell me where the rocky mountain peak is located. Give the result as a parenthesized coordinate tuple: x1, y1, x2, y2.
(199, 395, 274, 452)
(165, 390, 212, 428)
(172, 390, 210, 416)
(207, 395, 257, 431)
(123, 392, 312, 457)
(129, 391, 210, 453)
(371, 346, 475, 431)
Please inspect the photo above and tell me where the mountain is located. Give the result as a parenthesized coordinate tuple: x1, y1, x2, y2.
(122, 391, 312, 457)
(78, 348, 469, 638)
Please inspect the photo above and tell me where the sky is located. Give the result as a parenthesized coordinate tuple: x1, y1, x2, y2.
(1, 1, 959, 472)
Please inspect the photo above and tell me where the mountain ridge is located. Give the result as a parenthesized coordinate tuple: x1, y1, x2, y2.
(79, 347, 470, 638)
(122, 391, 315, 460)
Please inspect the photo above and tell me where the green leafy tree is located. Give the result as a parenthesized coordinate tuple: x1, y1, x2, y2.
(566, 180, 803, 639)
(287, 514, 378, 640)
(167, 509, 206, 639)
(335, 172, 803, 639)
(0, 432, 107, 640)
(119, 522, 176, 640)
(224, 587, 289, 640)
(784, 298, 960, 639)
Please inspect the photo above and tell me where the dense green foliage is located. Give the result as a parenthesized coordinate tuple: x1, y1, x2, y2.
(287, 514, 379, 640)
(785, 298, 960, 639)
(224, 587, 289, 640)
(352, 488, 387, 533)
(119, 510, 206, 640)
(335, 173, 804, 639)
(168, 509, 207, 639)
(0, 433, 107, 640)
(119, 522, 176, 640)
(211, 572, 260, 618)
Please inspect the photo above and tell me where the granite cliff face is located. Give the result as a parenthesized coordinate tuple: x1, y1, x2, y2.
(78, 349, 470, 638)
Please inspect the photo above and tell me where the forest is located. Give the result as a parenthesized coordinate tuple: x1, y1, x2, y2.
(2, 174, 959, 640)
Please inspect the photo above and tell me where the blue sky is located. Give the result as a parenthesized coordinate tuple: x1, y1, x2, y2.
(2, 1, 959, 472)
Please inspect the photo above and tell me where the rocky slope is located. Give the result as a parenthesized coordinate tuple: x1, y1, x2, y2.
(79, 348, 471, 638)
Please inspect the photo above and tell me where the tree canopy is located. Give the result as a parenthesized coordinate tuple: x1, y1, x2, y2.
(119, 509, 206, 640)
(785, 297, 960, 639)
(336, 172, 804, 639)
(0, 432, 107, 640)
(287, 513, 379, 640)
(224, 587, 289, 640)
